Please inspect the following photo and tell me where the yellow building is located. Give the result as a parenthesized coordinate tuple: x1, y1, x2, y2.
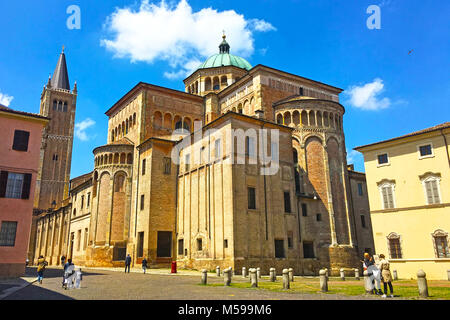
(355, 122, 450, 280)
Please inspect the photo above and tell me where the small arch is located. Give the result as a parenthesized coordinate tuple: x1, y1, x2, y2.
(213, 77, 220, 91)
(301, 110, 308, 126)
(329, 113, 335, 128)
(108, 154, 113, 164)
(118, 124, 122, 138)
(237, 104, 243, 114)
(120, 153, 126, 164)
(154, 111, 163, 128)
(276, 113, 283, 125)
(129, 116, 133, 128)
(308, 111, 316, 126)
(133, 113, 136, 126)
(243, 100, 249, 114)
(174, 115, 182, 130)
(163, 113, 172, 129)
(323, 112, 329, 127)
(114, 153, 119, 164)
(292, 110, 300, 125)
(316, 111, 323, 127)
(284, 112, 292, 125)
(221, 76, 228, 88)
(127, 153, 133, 164)
(125, 119, 129, 134)
(205, 77, 212, 91)
(111, 130, 115, 142)
(184, 117, 192, 132)
(63, 102, 68, 112)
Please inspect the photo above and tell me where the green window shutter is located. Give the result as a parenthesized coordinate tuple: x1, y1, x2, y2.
(21, 173, 32, 199)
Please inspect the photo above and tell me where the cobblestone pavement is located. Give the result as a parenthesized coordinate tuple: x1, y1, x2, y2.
(4, 267, 385, 300)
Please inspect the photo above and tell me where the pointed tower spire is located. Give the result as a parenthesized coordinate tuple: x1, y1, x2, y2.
(219, 33, 230, 54)
(51, 47, 70, 90)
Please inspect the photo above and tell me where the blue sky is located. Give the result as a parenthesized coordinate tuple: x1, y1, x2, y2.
(0, 0, 449, 178)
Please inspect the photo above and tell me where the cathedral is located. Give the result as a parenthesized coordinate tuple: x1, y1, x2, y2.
(30, 36, 374, 275)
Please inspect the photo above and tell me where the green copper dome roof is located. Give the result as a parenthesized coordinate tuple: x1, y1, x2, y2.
(197, 35, 252, 71)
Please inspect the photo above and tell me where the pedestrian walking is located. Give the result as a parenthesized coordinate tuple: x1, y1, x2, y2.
(125, 254, 132, 273)
(142, 257, 148, 274)
(36, 256, 48, 284)
(64, 261, 76, 290)
(74, 268, 83, 289)
(379, 254, 394, 298)
(62, 259, 74, 289)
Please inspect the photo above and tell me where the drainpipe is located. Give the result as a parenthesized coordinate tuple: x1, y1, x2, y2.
(440, 129, 450, 169)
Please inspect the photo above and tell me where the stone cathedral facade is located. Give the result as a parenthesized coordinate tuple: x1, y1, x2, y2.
(31, 37, 374, 275)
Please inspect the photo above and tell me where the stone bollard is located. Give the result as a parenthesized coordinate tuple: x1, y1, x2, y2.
(289, 268, 294, 282)
(269, 268, 276, 282)
(282, 269, 290, 289)
(319, 269, 328, 292)
(216, 266, 220, 277)
(223, 268, 231, 286)
(447, 270, 450, 281)
(417, 270, 428, 298)
(242, 267, 247, 278)
(257, 267, 261, 279)
(250, 268, 258, 288)
(201, 269, 208, 285)
(363, 270, 372, 294)
(393, 270, 398, 280)
(355, 268, 360, 280)
(340, 268, 345, 281)
(324, 268, 329, 279)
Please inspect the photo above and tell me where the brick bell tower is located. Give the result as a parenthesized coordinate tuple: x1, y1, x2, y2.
(34, 47, 77, 210)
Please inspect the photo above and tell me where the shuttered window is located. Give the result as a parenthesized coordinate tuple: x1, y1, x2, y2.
(388, 238, 402, 259)
(275, 239, 285, 258)
(12, 130, 30, 152)
(425, 180, 440, 204)
(0, 221, 18, 247)
(381, 185, 395, 209)
(434, 236, 450, 258)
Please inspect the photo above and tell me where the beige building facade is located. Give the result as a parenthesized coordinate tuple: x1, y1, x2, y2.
(30, 36, 374, 275)
(355, 122, 450, 280)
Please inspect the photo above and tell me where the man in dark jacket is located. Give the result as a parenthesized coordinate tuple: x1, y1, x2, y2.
(125, 254, 132, 273)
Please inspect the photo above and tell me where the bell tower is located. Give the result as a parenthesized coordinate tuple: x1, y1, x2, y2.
(34, 47, 77, 210)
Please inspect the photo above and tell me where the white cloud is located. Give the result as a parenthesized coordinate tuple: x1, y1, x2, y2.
(0, 91, 14, 107)
(75, 118, 96, 141)
(345, 78, 391, 111)
(249, 19, 277, 32)
(101, 0, 276, 79)
(346, 149, 361, 165)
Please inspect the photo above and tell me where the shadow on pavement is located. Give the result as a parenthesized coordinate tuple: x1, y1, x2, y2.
(4, 283, 75, 300)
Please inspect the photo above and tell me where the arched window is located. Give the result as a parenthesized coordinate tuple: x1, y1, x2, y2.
(432, 230, 450, 258)
(387, 232, 402, 259)
(205, 77, 212, 91)
(420, 173, 441, 205)
(63, 102, 68, 112)
(133, 113, 136, 126)
(377, 180, 396, 209)
(213, 77, 220, 91)
(276, 114, 283, 125)
(53, 100, 57, 111)
(58, 101, 62, 111)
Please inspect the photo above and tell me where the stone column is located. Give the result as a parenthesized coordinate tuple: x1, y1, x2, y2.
(417, 270, 428, 298)
(269, 268, 276, 282)
(289, 268, 294, 282)
(340, 268, 345, 281)
(363, 270, 372, 294)
(320, 269, 328, 292)
(355, 268, 360, 280)
(242, 267, 247, 278)
(257, 267, 261, 279)
(223, 268, 231, 286)
(216, 266, 220, 277)
(283, 269, 290, 289)
(201, 269, 208, 285)
(250, 268, 258, 288)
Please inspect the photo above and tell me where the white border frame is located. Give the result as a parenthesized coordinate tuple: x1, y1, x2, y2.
(417, 141, 435, 160)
